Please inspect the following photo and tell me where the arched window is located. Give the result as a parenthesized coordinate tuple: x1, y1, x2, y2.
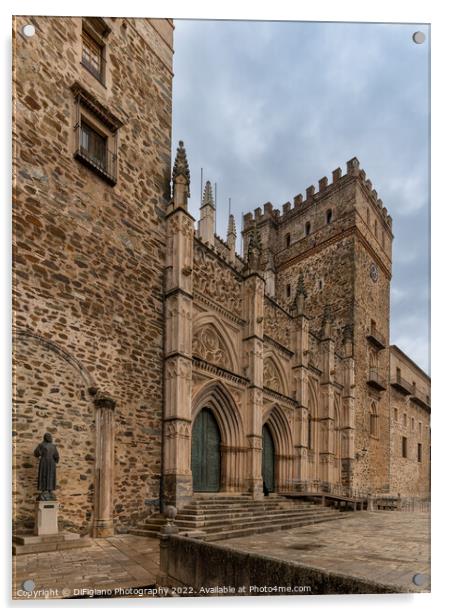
(326, 209, 333, 224)
(285, 233, 291, 247)
(305, 221, 311, 236)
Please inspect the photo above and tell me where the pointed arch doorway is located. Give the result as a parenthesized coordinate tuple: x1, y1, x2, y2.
(192, 408, 221, 492)
(262, 424, 275, 494)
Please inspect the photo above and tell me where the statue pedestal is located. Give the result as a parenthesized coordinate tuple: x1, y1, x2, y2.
(34, 501, 59, 536)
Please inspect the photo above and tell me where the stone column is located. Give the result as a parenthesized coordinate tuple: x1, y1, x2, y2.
(341, 325, 356, 489)
(163, 141, 195, 508)
(291, 275, 310, 486)
(90, 389, 116, 538)
(242, 271, 265, 498)
(318, 306, 336, 488)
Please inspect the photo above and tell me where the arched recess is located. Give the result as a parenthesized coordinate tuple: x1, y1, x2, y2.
(13, 330, 96, 535)
(263, 404, 294, 491)
(263, 351, 289, 396)
(191, 380, 245, 491)
(192, 312, 239, 373)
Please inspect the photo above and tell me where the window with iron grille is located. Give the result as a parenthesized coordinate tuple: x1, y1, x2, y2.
(71, 82, 122, 186)
(80, 121, 107, 170)
(417, 443, 422, 463)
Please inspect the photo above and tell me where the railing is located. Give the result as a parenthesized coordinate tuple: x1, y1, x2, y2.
(74, 145, 117, 185)
(366, 326, 386, 349)
(390, 375, 414, 395)
(367, 368, 387, 391)
(410, 387, 431, 410)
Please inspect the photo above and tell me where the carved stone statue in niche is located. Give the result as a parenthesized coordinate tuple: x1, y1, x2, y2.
(34, 432, 59, 501)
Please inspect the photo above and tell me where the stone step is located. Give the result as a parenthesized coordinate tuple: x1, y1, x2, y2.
(137, 506, 339, 533)
(132, 512, 346, 541)
(13, 535, 91, 555)
(173, 508, 326, 529)
(175, 506, 311, 521)
(182, 510, 340, 533)
(183, 501, 307, 513)
(206, 513, 347, 542)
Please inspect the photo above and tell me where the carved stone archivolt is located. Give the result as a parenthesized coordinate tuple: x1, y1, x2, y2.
(193, 244, 242, 315)
(192, 324, 232, 370)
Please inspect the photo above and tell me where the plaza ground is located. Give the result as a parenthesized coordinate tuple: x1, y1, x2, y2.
(12, 510, 430, 599)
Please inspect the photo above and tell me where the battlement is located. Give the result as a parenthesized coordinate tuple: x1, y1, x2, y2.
(242, 157, 392, 231)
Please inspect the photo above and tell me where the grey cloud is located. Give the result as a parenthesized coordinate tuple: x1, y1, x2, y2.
(172, 19, 430, 372)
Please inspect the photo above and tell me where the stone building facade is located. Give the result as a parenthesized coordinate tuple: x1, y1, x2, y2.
(12, 16, 430, 537)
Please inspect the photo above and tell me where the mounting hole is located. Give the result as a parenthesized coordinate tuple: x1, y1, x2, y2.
(412, 31, 425, 44)
(22, 24, 36, 38)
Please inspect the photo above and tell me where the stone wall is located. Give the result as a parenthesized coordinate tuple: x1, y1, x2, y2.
(13, 16, 174, 532)
(160, 534, 403, 594)
(389, 347, 430, 497)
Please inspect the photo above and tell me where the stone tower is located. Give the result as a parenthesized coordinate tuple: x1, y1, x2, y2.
(242, 158, 393, 492)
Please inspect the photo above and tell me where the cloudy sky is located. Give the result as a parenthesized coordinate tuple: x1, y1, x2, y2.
(172, 20, 430, 373)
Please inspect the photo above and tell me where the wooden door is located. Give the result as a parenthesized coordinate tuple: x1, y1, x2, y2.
(192, 408, 221, 492)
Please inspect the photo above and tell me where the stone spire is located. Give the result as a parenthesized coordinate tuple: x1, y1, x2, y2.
(320, 304, 333, 339)
(227, 213, 236, 239)
(202, 180, 215, 208)
(292, 272, 307, 315)
(227, 213, 237, 263)
(198, 179, 215, 245)
(172, 140, 190, 209)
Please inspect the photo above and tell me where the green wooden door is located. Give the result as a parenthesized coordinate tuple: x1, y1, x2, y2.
(262, 424, 275, 493)
(192, 409, 221, 492)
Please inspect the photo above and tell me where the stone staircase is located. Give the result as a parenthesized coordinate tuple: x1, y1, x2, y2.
(132, 494, 348, 542)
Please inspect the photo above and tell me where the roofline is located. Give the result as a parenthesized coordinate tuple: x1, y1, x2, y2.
(389, 344, 430, 382)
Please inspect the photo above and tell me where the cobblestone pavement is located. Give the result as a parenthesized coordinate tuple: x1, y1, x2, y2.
(13, 535, 160, 600)
(216, 511, 431, 593)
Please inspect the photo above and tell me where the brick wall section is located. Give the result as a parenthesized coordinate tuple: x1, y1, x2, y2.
(12, 16, 174, 532)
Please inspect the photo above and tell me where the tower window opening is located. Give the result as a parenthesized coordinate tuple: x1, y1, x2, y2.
(285, 233, 291, 247)
(326, 209, 333, 224)
(305, 222, 311, 236)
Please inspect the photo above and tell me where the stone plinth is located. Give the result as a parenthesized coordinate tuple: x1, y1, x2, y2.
(35, 501, 59, 536)
(13, 532, 91, 555)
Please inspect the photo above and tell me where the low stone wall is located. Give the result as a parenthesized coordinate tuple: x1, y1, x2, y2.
(159, 534, 404, 596)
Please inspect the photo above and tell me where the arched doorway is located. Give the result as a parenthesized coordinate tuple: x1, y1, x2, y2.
(192, 408, 221, 492)
(262, 424, 275, 494)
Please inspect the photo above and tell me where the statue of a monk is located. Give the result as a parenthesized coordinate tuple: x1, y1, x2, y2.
(34, 432, 59, 501)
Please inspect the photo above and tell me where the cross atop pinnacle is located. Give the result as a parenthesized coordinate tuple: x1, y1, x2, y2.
(172, 140, 190, 194)
(202, 180, 215, 208)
